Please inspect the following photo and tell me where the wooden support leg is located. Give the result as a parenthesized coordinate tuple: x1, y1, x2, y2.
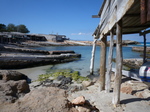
(105, 30, 114, 93)
(99, 36, 107, 91)
(112, 20, 123, 106)
(90, 39, 98, 75)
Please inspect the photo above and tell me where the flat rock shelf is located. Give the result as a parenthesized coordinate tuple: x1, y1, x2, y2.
(0, 46, 81, 69)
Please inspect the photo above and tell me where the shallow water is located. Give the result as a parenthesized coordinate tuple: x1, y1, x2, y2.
(15, 44, 144, 81)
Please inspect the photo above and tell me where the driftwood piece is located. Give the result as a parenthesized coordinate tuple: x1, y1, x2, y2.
(90, 39, 97, 75)
(99, 36, 107, 91)
(105, 30, 114, 93)
(112, 20, 123, 105)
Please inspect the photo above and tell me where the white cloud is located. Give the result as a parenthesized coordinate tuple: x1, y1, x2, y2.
(71, 32, 92, 36)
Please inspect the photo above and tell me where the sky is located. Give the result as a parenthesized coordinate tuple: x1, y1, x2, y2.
(0, 0, 149, 42)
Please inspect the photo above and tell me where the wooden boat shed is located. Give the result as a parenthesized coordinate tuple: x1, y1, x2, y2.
(91, 0, 150, 106)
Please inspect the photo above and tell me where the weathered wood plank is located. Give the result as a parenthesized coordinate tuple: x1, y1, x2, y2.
(99, 36, 107, 91)
(147, 0, 150, 21)
(141, 0, 147, 24)
(112, 20, 123, 106)
(90, 39, 97, 75)
(105, 29, 114, 93)
(99, 0, 135, 40)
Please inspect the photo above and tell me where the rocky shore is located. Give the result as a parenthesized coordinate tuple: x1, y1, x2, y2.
(9, 39, 139, 47)
(132, 47, 150, 52)
(0, 70, 150, 112)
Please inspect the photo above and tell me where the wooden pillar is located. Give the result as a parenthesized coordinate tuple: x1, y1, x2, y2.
(143, 34, 147, 63)
(90, 38, 98, 75)
(105, 30, 114, 93)
(112, 20, 123, 106)
(99, 36, 107, 91)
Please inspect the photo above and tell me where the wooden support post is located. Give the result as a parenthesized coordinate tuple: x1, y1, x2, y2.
(141, 0, 147, 24)
(105, 30, 114, 93)
(99, 36, 107, 91)
(112, 20, 123, 106)
(90, 38, 98, 75)
(143, 34, 147, 63)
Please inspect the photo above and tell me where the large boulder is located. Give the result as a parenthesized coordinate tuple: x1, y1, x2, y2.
(0, 70, 29, 82)
(0, 87, 78, 112)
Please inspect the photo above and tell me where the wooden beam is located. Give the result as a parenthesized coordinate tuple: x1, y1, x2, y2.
(90, 39, 98, 75)
(140, 29, 150, 35)
(92, 15, 100, 18)
(141, 0, 147, 24)
(147, 0, 150, 21)
(123, 25, 150, 29)
(99, 36, 107, 91)
(112, 20, 123, 106)
(105, 29, 114, 93)
(125, 13, 140, 17)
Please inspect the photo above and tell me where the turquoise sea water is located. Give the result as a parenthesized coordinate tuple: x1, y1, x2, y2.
(32, 43, 146, 76)
(16, 42, 150, 80)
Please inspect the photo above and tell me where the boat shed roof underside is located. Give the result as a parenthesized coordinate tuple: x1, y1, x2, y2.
(93, 0, 150, 39)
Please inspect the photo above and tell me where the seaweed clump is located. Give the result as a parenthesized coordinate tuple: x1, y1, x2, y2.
(37, 69, 90, 83)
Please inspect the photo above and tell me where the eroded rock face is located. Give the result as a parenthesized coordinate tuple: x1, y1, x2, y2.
(0, 70, 30, 104)
(121, 80, 150, 98)
(0, 87, 78, 112)
(0, 80, 30, 104)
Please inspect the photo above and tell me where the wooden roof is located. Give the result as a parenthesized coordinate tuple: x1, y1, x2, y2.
(93, 0, 150, 39)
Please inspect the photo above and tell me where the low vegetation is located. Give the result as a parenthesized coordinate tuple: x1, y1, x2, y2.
(37, 69, 90, 82)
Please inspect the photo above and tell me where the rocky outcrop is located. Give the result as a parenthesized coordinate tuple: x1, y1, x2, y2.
(0, 54, 81, 69)
(0, 70, 29, 82)
(0, 70, 30, 104)
(2, 45, 50, 55)
(0, 80, 30, 104)
(0, 87, 78, 112)
(30, 76, 83, 92)
(132, 47, 150, 53)
(121, 79, 150, 98)
(113, 58, 143, 69)
(108, 40, 139, 46)
(122, 59, 143, 69)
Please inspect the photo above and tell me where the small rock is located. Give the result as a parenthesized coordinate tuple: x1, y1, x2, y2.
(42, 79, 53, 86)
(72, 96, 85, 105)
(82, 80, 92, 87)
(76, 106, 90, 112)
(60, 77, 72, 85)
(57, 75, 66, 81)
